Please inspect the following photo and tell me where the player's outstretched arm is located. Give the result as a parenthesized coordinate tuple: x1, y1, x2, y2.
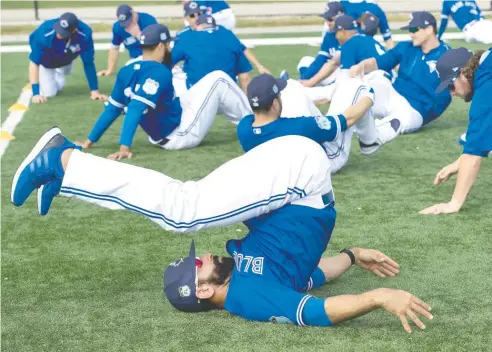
(324, 288, 433, 333)
(244, 48, 271, 74)
(301, 56, 339, 88)
(349, 58, 378, 79)
(98, 47, 120, 77)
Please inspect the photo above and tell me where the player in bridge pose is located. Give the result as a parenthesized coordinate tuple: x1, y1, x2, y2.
(97, 4, 157, 77)
(438, 0, 492, 44)
(350, 11, 451, 144)
(421, 48, 492, 215)
(75, 24, 251, 159)
(28, 12, 106, 103)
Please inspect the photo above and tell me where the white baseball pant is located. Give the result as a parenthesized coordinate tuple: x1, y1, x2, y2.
(279, 79, 378, 173)
(60, 135, 333, 233)
(152, 70, 252, 150)
(463, 19, 492, 44)
(296, 56, 340, 102)
(39, 63, 73, 97)
(212, 8, 236, 31)
(171, 66, 188, 98)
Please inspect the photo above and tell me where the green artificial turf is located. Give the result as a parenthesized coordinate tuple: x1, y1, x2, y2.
(1, 40, 492, 352)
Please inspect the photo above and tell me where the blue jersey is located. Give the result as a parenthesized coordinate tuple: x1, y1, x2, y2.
(171, 25, 252, 88)
(237, 114, 348, 153)
(376, 41, 452, 124)
(196, 0, 230, 14)
(463, 49, 492, 157)
(224, 203, 335, 326)
(340, 34, 388, 71)
(438, 0, 483, 38)
(341, 0, 392, 40)
(111, 12, 157, 58)
(300, 32, 340, 80)
(88, 61, 182, 147)
(28, 18, 98, 91)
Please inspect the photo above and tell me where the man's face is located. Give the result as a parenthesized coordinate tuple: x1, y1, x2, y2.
(326, 18, 336, 31)
(187, 13, 201, 29)
(335, 29, 347, 44)
(409, 26, 433, 47)
(196, 253, 235, 286)
(449, 73, 473, 102)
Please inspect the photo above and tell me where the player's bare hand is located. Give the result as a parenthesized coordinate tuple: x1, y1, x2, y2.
(90, 90, 108, 101)
(108, 146, 133, 161)
(433, 161, 460, 185)
(419, 201, 461, 215)
(97, 69, 113, 77)
(352, 248, 400, 277)
(257, 65, 271, 75)
(32, 95, 48, 104)
(376, 288, 433, 333)
(74, 140, 93, 149)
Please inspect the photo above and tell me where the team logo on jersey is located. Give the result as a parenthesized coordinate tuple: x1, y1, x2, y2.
(60, 19, 69, 28)
(169, 258, 184, 267)
(426, 60, 437, 74)
(134, 64, 141, 70)
(178, 285, 191, 297)
(124, 37, 137, 45)
(142, 78, 159, 95)
(251, 96, 259, 107)
(68, 44, 81, 54)
(124, 87, 133, 97)
(314, 115, 332, 130)
(253, 128, 262, 135)
(269, 316, 294, 324)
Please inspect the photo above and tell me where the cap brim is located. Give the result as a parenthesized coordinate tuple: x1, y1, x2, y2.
(400, 24, 411, 30)
(275, 78, 288, 92)
(435, 78, 452, 94)
(54, 22, 71, 37)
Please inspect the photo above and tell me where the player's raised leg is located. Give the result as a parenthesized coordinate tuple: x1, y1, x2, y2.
(163, 70, 252, 150)
(12, 129, 332, 233)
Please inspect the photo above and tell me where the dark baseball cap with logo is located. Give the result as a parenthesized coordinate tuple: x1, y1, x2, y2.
(361, 12, 380, 36)
(184, 1, 202, 16)
(140, 24, 172, 46)
(163, 240, 203, 313)
(54, 12, 78, 38)
(117, 4, 134, 27)
(196, 14, 216, 27)
(435, 47, 473, 93)
(247, 74, 287, 109)
(320, 1, 344, 20)
(400, 11, 436, 30)
(334, 15, 359, 31)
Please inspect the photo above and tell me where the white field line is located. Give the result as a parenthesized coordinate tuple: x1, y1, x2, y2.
(0, 32, 466, 53)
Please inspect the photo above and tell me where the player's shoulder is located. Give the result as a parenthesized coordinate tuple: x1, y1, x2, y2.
(175, 26, 193, 39)
(34, 19, 57, 37)
(138, 12, 157, 24)
(75, 20, 93, 39)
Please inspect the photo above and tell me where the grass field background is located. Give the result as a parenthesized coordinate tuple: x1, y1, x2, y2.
(2, 40, 492, 351)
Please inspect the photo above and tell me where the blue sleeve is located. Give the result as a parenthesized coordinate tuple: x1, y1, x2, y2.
(340, 40, 359, 69)
(237, 51, 253, 74)
(88, 104, 123, 143)
(300, 54, 329, 80)
(304, 114, 348, 143)
(302, 297, 333, 327)
(375, 42, 404, 71)
(171, 39, 186, 66)
(119, 100, 148, 147)
(111, 25, 122, 46)
(319, 34, 338, 58)
(438, 18, 448, 39)
(375, 7, 392, 40)
(307, 266, 326, 290)
(28, 31, 43, 64)
(80, 34, 98, 91)
(463, 79, 492, 157)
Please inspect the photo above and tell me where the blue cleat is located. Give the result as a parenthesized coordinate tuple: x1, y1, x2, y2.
(11, 127, 80, 209)
(458, 132, 466, 146)
(279, 70, 290, 81)
(37, 178, 62, 216)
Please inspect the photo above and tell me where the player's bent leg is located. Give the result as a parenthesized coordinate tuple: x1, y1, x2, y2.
(473, 19, 492, 44)
(297, 56, 315, 72)
(39, 65, 59, 98)
(163, 70, 251, 150)
(54, 63, 72, 92)
(17, 131, 332, 232)
(213, 9, 236, 31)
(280, 79, 323, 118)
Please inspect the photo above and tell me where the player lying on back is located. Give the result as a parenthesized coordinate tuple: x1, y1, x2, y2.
(421, 48, 492, 215)
(350, 11, 452, 144)
(28, 12, 106, 103)
(238, 74, 384, 174)
(76, 24, 252, 159)
(12, 130, 432, 333)
(97, 4, 157, 77)
(438, 0, 492, 44)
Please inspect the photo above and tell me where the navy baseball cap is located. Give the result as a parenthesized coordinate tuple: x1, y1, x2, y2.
(196, 14, 216, 27)
(320, 1, 344, 20)
(360, 13, 379, 36)
(247, 74, 287, 109)
(184, 1, 201, 16)
(163, 240, 203, 313)
(334, 15, 359, 31)
(54, 12, 78, 38)
(140, 24, 172, 46)
(400, 11, 436, 30)
(117, 4, 134, 27)
(435, 47, 473, 93)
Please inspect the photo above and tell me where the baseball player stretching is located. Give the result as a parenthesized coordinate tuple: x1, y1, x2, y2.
(98, 4, 157, 77)
(76, 24, 251, 160)
(28, 12, 106, 103)
(238, 75, 383, 174)
(438, 0, 492, 44)
(421, 48, 492, 215)
(181, 0, 236, 30)
(350, 12, 452, 144)
(10, 129, 432, 332)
